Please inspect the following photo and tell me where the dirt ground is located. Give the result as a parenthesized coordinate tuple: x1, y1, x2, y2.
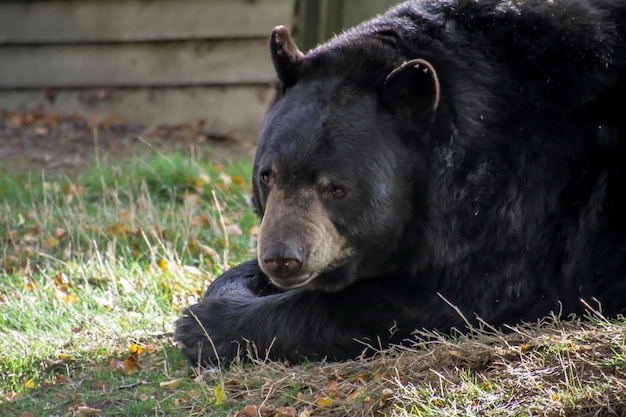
(0, 109, 258, 176)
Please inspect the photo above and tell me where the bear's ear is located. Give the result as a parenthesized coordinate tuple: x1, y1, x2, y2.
(270, 26, 304, 87)
(381, 58, 440, 125)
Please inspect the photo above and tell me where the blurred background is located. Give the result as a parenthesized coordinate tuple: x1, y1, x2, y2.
(0, 0, 402, 149)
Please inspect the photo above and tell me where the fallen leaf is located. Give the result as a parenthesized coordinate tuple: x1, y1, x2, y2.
(521, 343, 534, 353)
(224, 224, 243, 236)
(325, 380, 340, 390)
(219, 173, 232, 185)
(214, 385, 227, 406)
(44, 88, 56, 103)
(298, 408, 313, 417)
(55, 227, 67, 240)
(122, 357, 139, 373)
(243, 404, 258, 416)
(45, 236, 60, 247)
(195, 174, 211, 188)
(130, 344, 145, 355)
(76, 405, 102, 415)
(21, 233, 37, 242)
(191, 215, 212, 227)
(160, 379, 181, 390)
(63, 294, 78, 305)
(3, 391, 23, 402)
(34, 126, 48, 136)
(275, 406, 296, 417)
(25, 280, 39, 291)
(315, 396, 333, 407)
(145, 344, 159, 354)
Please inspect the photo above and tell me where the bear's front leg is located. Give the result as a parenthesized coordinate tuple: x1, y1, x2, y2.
(175, 277, 460, 366)
(201, 259, 281, 298)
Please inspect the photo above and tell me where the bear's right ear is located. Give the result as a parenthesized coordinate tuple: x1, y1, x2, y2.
(381, 58, 440, 126)
(270, 26, 304, 87)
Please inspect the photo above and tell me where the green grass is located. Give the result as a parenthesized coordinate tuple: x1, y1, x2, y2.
(1, 149, 625, 417)
(0, 151, 255, 416)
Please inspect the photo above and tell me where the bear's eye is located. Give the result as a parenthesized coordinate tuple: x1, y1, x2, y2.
(331, 186, 346, 198)
(260, 171, 271, 184)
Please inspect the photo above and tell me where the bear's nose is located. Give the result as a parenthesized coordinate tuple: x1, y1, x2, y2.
(262, 241, 303, 279)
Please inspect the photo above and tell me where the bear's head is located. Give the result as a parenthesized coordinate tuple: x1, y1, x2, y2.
(253, 26, 441, 291)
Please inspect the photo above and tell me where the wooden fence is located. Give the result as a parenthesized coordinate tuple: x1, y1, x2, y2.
(0, 0, 295, 143)
(297, 0, 402, 50)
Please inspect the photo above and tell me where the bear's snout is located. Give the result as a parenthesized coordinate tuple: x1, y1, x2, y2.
(261, 241, 304, 280)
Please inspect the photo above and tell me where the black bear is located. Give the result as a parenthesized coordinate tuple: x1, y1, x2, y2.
(175, 0, 626, 366)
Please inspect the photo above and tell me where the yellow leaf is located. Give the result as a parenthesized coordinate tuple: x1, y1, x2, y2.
(63, 294, 78, 305)
(432, 398, 444, 407)
(195, 174, 210, 188)
(316, 396, 333, 407)
(521, 343, 533, 353)
(160, 379, 181, 390)
(213, 385, 227, 406)
(130, 344, 145, 355)
(24, 379, 35, 389)
(159, 258, 169, 270)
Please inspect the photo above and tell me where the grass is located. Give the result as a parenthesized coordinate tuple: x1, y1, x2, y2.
(1, 147, 625, 417)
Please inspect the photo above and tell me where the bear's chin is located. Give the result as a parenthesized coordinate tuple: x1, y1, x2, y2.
(268, 271, 318, 290)
(268, 265, 360, 292)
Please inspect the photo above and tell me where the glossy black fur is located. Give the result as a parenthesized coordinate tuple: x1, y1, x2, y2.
(176, 0, 626, 366)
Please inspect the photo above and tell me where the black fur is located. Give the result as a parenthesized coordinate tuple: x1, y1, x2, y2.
(176, 0, 626, 366)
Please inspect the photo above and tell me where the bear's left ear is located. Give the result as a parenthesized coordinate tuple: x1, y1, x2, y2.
(381, 58, 440, 125)
(270, 25, 304, 87)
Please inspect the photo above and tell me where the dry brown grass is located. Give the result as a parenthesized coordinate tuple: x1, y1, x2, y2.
(195, 315, 626, 416)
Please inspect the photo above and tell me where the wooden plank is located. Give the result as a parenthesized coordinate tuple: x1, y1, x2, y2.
(0, 39, 276, 88)
(341, 0, 401, 28)
(0, 86, 276, 141)
(0, 0, 295, 44)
